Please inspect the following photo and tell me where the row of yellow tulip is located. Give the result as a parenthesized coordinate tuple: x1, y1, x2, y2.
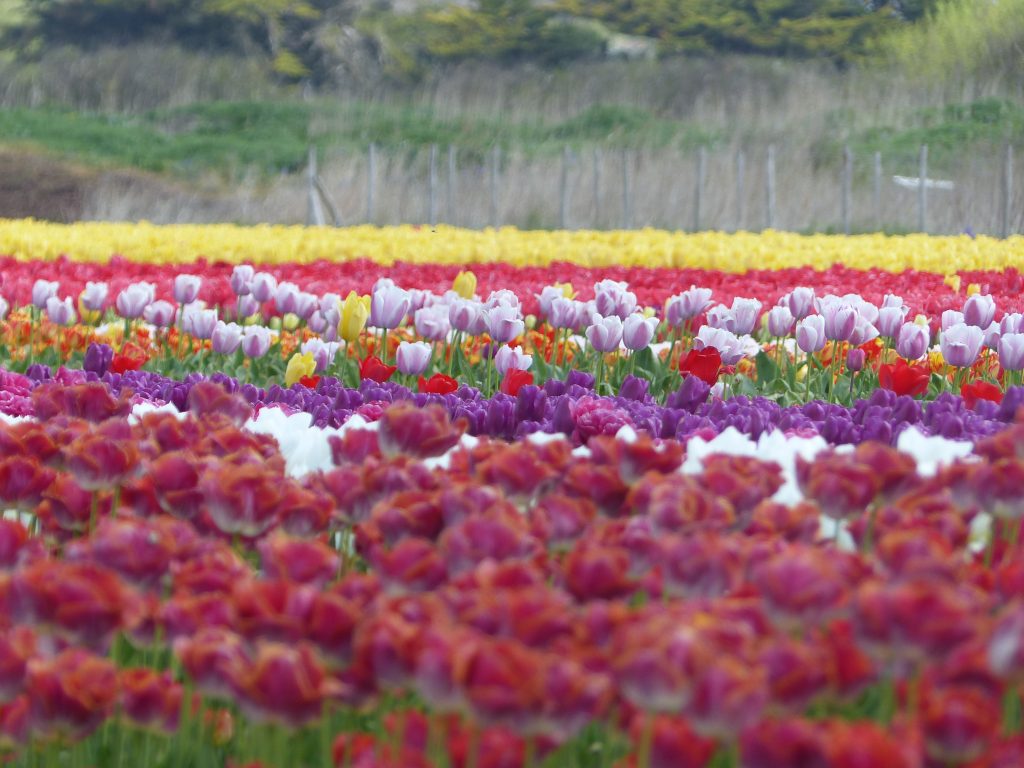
(1, 219, 1021, 272)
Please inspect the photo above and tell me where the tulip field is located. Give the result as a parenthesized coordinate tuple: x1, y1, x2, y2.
(3, 219, 1024, 768)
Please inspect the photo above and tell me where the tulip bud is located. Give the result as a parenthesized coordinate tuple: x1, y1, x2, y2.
(846, 348, 865, 373)
(395, 341, 431, 376)
(452, 270, 477, 300)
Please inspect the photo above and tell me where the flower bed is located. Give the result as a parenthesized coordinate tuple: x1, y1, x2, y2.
(1, 222, 1024, 767)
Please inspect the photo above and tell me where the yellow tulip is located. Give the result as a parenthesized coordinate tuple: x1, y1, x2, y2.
(453, 270, 477, 299)
(944, 274, 962, 293)
(282, 313, 300, 332)
(76, 297, 100, 325)
(967, 283, 981, 297)
(339, 291, 370, 343)
(285, 352, 316, 387)
(556, 282, 576, 298)
(914, 314, 929, 327)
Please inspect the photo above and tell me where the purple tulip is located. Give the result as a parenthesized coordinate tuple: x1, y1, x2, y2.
(143, 300, 175, 328)
(370, 286, 412, 330)
(846, 348, 866, 372)
(395, 341, 431, 376)
(941, 310, 965, 332)
(896, 322, 929, 360)
(211, 321, 244, 355)
(80, 281, 109, 312)
(940, 322, 984, 368)
(586, 315, 624, 353)
(183, 307, 218, 340)
(622, 314, 658, 351)
(665, 287, 713, 327)
(784, 287, 815, 320)
(45, 296, 75, 326)
(115, 282, 155, 320)
(83, 343, 113, 376)
(250, 273, 278, 304)
(998, 333, 1024, 371)
(415, 305, 451, 342)
(32, 280, 59, 310)
(494, 345, 532, 376)
(963, 293, 996, 329)
(449, 299, 484, 335)
(230, 265, 255, 296)
(486, 305, 525, 343)
(241, 326, 272, 358)
(766, 305, 794, 337)
(795, 316, 826, 354)
(173, 274, 202, 305)
(821, 303, 856, 342)
(301, 338, 339, 372)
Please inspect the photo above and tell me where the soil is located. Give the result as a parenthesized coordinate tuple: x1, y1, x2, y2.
(0, 149, 91, 221)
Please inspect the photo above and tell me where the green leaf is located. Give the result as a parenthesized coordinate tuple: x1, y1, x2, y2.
(754, 351, 779, 385)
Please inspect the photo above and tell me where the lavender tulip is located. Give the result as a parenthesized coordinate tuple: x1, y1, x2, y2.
(250, 273, 277, 304)
(795, 316, 826, 354)
(882, 294, 904, 309)
(963, 293, 996, 329)
(896, 322, 929, 360)
(821, 303, 857, 342)
(292, 292, 319, 322)
(494, 345, 533, 376)
(369, 286, 412, 330)
(941, 310, 965, 332)
(784, 287, 815, 321)
(275, 282, 301, 315)
(45, 296, 75, 326)
(143, 300, 175, 328)
(211, 322, 244, 355)
(486, 305, 525, 343)
(1002, 313, 1024, 335)
(307, 311, 329, 335)
(115, 282, 155, 320)
(80, 281, 109, 312)
(183, 307, 218, 340)
(983, 321, 1002, 351)
(548, 298, 581, 330)
(301, 338, 339, 372)
(940, 323, 984, 368)
(622, 314, 658, 351)
(230, 265, 255, 296)
(665, 287, 713, 327)
(241, 326, 272, 358)
(586, 315, 624, 353)
(396, 341, 432, 376)
(484, 289, 521, 311)
(537, 286, 566, 319)
(32, 280, 59, 309)
(594, 280, 637, 319)
(0, 297, 7, 321)
(237, 294, 260, 319)
(415, 305, 451, 342)
(848, 316, 879, 347)
(449, 299, 484, 335)
(846, 348, 866, 372)
(766, 305, 795, 337)
(728, 298, 761, 336)
(876, 306, 907, 339)
(695, 325, 746, 365)
(173, 274, 202, 305)
(998, 333, 1024, 371)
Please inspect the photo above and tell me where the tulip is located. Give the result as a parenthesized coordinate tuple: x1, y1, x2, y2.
(338, 291, 370, 343)
(846, 348, 865, 372)
(486, 305, 525, 343)
(876, 306, 907, 339)
(83, 343, 113, 376)
(896, 322, 929, 360)
(695, 325, 746, 365)
(293, 292, 319, 321)
(983, 321, 1001, 350)
(494, 345, 532, 376)
(449, 298, 484, 335)
(115, 282, 155, 320)
(766, 305, 794, 337)
(963, 293, 996, 328)
(211, 321, 244, 355)
(236, 294, 260, 319)
(307, 311, 328, 334)
(1002, 313, 1024, 334)
(395, 341, 432, 376)
(848, 316, 879, 347)
(250, 272, 277, 304)
(31, 280, 59, 309)
(285, 352, 317, 387)
(230, 265, 254, 296)
(795, 316, 826, 354)
(79, 281, 108, 312)
(369, 285, 411, 330)
(941, 309, 965, 331)
(452, 270, 477, 299)
(586, 315, 624, 353)
(940, 323, 984, 368)
(173, 274, 202, 305)
(622, 313, 658, 351)
(44, 296, 75, 326)
(0, 297, 7, 321)
(821, 303, 856, 342)
(999, 333, 1024, 371)
(784, 287, 815, 320)
(300, 338, 339, 371)
(275, 282, 301, 315)
(414, 305, 451, 342)
(728, 297, 762, 336)
(183, 307, 218, 340)
(143, 300, 175, 328)
(241, 326, 272, 358)
(594, 280, 637, 319)
(537, 285, 567, 318)
(665, 286, 713, 327)
(548, 297, 581, 330)
(484, 289, 521, 311)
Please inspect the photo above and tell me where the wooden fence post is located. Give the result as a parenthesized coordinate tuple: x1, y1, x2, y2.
(694, 146, 706, 232)
(366, 143, 376, 224)
(766, 145, 776, 230)
(918, 144, 928, 233)
(736, 149, 746, 231)
(307, 146, 325, 226)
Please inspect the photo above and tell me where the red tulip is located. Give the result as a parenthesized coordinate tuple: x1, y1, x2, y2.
(0, 457, 55, 509)
(922, 684, 1000, 763)
(119, 668, 183, 733)
(678, 347, 721, 385)
(257, 532, 339, 587)
(370, 538, 448, 593)
(174, 628, 249, 698)
(31, 381, 130, 422)
(63, 431, 139, 490)
(0, 627, 36, 702)
(65, 518, 174, 589)
(740, 718, 828, 768)
(962, 379, 1003, 409)
(110, 341, 148, 374)
(26, 649, 118, 738)
(232, 579, 316, 644)
(359, 355, 396, 383)
(499, 369, 533, 396)
(201, 461, 282, 539)
(419, 373, 459, 394)
(878, 359, 931, 397)
(377, 402, 465, 459)
(227, 641, 338, 726)
(187, 381, 252, 426)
